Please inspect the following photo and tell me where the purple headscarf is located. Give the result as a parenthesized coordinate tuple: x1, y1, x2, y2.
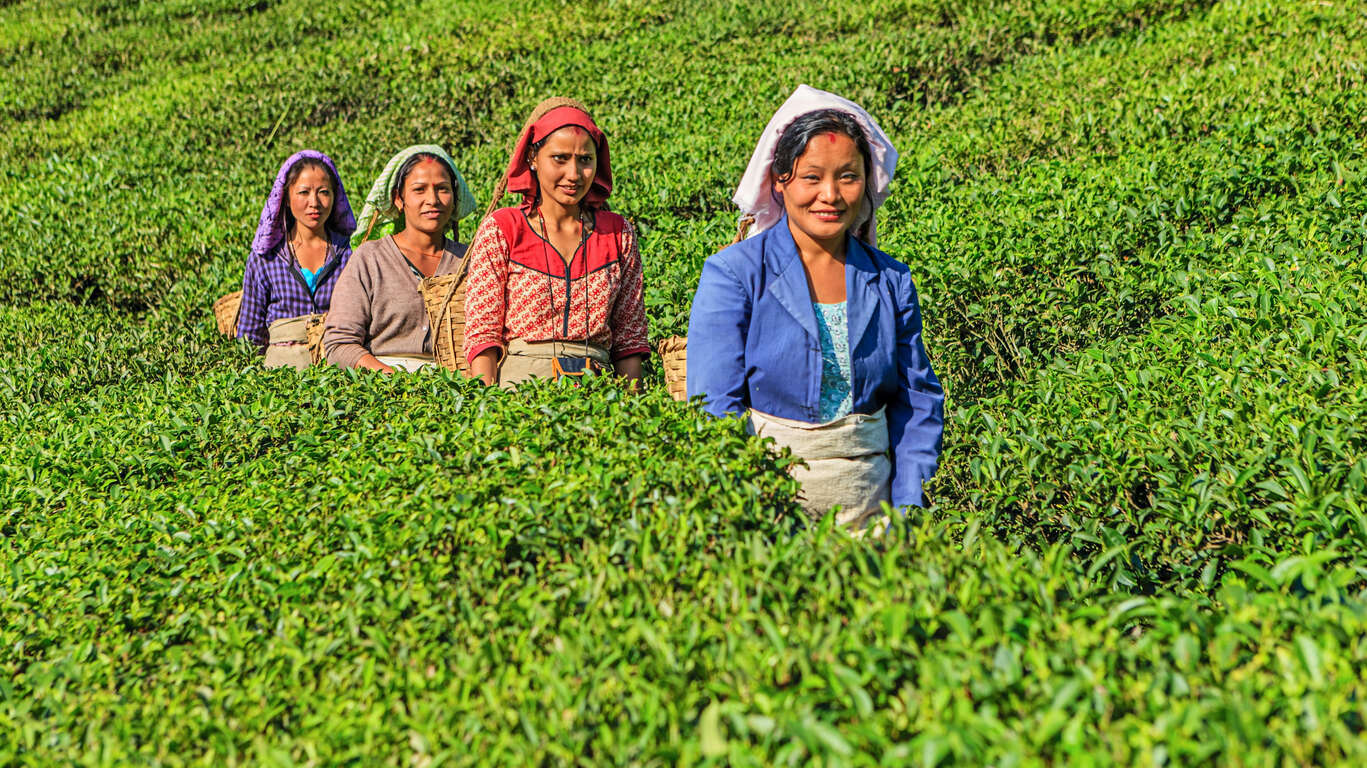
(250, 150, 357, 257)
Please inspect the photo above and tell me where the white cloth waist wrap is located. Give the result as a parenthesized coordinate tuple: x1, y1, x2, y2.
(375, 353, 436, 372)
(746, 406, 892, 529)
(498, 339, 612, 389)
(264, 314, 321, 370)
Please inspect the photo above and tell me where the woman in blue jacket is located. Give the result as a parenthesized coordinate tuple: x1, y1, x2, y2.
(687, 85, 943, 529)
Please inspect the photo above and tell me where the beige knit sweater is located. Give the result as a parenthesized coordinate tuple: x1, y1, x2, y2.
(323, 235, 467, 368)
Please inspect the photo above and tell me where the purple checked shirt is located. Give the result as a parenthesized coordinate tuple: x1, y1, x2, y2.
(236, 231, 352, 350)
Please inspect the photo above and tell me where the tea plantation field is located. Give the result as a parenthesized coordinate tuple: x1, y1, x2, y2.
(3, 0, 1366, 764)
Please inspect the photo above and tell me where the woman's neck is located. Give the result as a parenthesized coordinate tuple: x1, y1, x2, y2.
(788, 220, 848, 266)
(393, 225, 445, 256)
(291, 223, 329, 245)
(538, 195, 581, 228)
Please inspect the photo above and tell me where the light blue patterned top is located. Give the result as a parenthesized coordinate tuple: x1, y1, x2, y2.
(813, 301, 853, 422)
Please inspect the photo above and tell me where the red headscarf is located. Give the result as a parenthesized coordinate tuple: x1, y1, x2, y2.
(502, 105, 613, 209)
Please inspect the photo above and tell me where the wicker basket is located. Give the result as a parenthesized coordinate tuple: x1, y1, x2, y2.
(658, 335, 688, 401)
(305, 313, 327, 365)
(419, 271, 471, 376)
(213, 291, 242, 337)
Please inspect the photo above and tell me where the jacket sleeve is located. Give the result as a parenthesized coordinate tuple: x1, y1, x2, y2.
(886, 270, 945, 508)
(462, 216, 511, 365)
(322, 248, 374, 368)
(608, 220, 650, 361)
(686, 254, 751, 417)
(236, 255, 270, 351)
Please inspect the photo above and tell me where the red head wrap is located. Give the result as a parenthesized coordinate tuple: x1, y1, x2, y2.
(502, 106, 612, 209)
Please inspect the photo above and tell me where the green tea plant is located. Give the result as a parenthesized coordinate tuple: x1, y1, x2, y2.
(3, 0, 1366, 763)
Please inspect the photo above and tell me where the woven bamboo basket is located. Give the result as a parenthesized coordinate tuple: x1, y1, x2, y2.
(213, 291, 242, 337)
(305, 313, 327, 366)
(658, 335, 688, 401)
(419, 270, 471, 376)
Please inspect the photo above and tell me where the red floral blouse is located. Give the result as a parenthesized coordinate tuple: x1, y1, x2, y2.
(463, 207, 650, 364)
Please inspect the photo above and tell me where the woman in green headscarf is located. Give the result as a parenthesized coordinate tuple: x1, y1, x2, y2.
(323, 145, 478, 372)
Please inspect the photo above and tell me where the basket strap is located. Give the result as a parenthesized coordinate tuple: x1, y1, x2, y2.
(731, 214, 755, 245)
(432, 248, 473, 331)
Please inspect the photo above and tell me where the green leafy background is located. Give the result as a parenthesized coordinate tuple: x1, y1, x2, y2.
(2, 0, 1365, 764)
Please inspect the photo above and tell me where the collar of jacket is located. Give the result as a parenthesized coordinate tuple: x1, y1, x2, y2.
(760, 214, 882, 351)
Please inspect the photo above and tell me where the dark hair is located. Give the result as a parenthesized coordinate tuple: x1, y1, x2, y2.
(389, 152, 461, 240)
(771, 109, 875, 240)
(282, 157, 336, 234)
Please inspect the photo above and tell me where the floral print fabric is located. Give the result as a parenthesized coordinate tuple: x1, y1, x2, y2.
(462, 207, 649, 364)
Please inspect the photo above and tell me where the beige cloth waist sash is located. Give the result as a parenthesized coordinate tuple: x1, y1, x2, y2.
(747, 406, 892, 530)
(498, 339, 611, 389)
(264, 314, 321, 370)
(375, 354, 436, 372)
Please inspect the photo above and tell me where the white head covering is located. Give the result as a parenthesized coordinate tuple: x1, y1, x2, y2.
(732, 84, 899, 246)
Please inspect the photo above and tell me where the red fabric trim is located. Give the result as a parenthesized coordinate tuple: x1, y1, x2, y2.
(611, 345, 651, 362)
(493, 207, 625, 280)
(465, 340, 505, 366)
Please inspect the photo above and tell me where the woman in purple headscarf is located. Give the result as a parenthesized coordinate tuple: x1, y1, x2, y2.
(237, 150, 357, 369)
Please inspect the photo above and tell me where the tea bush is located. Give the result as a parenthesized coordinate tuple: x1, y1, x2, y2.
(3, 0, 1366, 764)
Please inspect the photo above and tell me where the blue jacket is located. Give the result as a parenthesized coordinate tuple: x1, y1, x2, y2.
(686, 217, 944, 507)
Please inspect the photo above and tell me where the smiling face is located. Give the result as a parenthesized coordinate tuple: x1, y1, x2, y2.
(287, 164, 335, 235)
(530, 126, 597, 209)
(774, 131, 867, 247)
(393, 158, 455, 236)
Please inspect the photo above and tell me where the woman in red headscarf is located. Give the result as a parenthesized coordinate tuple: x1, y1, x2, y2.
(462, 98, 649, 387)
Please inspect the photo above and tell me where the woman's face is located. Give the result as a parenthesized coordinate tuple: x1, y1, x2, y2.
(775, 131, 867, 245)
(394, 158, 455, 235)
(531, 126, 597, 209)
(288, 165, 334, 234)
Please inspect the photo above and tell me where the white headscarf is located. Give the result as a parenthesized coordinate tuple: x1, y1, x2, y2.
(732, 85, 899, 246)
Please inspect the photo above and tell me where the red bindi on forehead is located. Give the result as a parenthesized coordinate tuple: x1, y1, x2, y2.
(824, 131, 840, 143)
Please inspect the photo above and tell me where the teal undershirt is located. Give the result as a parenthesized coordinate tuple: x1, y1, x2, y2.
(813, 301, 854, 422)
(298, 265, 320, 292)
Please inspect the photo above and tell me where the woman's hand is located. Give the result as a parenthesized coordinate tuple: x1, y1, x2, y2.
(612, 354, 644, 389)
(471, 349, 500, 386)
(355, 353, 395, 374)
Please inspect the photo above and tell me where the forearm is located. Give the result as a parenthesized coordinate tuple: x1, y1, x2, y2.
(354, 352, 394, 373)
(461, 216, 510, 377)
(471, 349, 499, 386)
(322, 292, 375, 369)
(685, 257, 751, 416)
(612, 353, 643, 385)
(237, 320, 268, 351)
(236, 277, 269, 349)
(235, 301, 268, 350)
(887, 400, 942, 509)
(889, 450, 937, 508)
(323, 335, 372, 369)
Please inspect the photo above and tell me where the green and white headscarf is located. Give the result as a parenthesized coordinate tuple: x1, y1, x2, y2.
(350, 144, 479, 247)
